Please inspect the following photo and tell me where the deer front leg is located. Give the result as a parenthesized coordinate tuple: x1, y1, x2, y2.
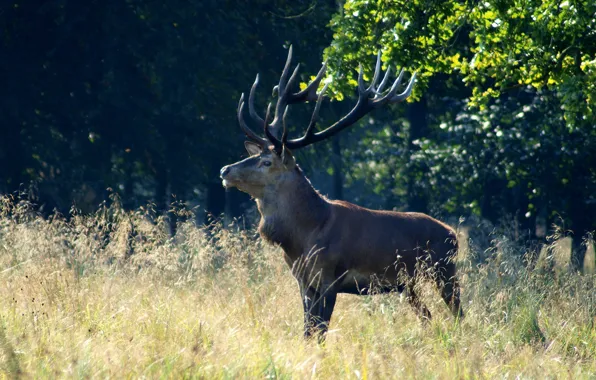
(301, 284, 337, 341)
(406, 282, 432, 321)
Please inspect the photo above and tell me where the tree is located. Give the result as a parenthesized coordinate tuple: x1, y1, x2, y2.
(324, 0, 596, 269)
(0, 0, 337, 228)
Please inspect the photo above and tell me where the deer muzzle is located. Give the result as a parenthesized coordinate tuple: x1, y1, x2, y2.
(220, 165, 232, 188)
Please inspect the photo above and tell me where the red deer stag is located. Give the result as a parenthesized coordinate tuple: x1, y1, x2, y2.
(220, 47, 462, 339)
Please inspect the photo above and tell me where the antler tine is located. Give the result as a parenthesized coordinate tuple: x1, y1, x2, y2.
(366, 51, 383, 92)
(286, 64, 301, 96)
(273, 63, 300, 99)
(388, 71, 417, 103)
(385, 68, 406, 99)
(272, 63, 301, 132)
(262, 102, 272, 135)
(269, 46, 297, 139)
(263, 103, 283, 153)
(281, 106, 289, 144)
(248, 74, 265, 125)
(357, 52, 383, 96)
(290, 61, 328, 103)
(374, 65, 392, 96)
(304, 82, 330, 138)
(277, 45, 294, 99)
(237, 94, 268, 147)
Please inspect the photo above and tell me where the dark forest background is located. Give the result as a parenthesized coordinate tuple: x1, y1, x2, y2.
(1, 0, 595, 269)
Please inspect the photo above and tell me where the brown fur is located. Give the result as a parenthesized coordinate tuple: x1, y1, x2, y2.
(221, 144, 463, 339)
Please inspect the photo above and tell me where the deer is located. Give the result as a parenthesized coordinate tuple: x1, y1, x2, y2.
(220, 47, 463, 340)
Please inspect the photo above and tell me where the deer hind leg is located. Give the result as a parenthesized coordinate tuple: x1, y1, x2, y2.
(406, 283, 431, 322)
(436, 262, 464, 319)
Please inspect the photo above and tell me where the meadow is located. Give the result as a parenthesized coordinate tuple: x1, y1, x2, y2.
(0, 196, 595, 379)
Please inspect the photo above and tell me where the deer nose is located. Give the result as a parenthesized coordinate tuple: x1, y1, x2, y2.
(220, 166, 230, 178)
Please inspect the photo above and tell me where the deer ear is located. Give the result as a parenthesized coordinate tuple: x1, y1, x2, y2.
(244, 141, 263, 156)
(281, 145, 296, 167)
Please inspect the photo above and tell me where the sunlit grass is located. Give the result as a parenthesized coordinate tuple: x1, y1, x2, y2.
(0, 196, 595, 378)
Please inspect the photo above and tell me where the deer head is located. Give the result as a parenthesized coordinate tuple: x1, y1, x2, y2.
(220, 140, 297, 198)
(220, 46, 416, 198)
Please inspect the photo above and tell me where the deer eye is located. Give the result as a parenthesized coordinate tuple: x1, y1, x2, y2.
(263, 161, 272, 167)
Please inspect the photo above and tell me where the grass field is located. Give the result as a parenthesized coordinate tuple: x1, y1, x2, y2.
(0, 197, 595, 378)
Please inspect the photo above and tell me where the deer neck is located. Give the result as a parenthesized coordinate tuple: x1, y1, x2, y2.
(256, 167, 330, 256)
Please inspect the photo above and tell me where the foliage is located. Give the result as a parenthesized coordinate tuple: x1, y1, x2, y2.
(324, 0, 596, 248)
(326, 0, 596, 111)
(0, 0, 335, 216)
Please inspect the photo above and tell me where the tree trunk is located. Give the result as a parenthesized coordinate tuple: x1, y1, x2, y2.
(571, 234, 587, 271)
(205, 181, 226, 226)
(123, 159, 135, 210)
(406, 97, 428, 213)
(567, 169, 594, 272)
(569, 199, 589, 271)
(480, 177, 502, 225)
(0, 97, 26, 195)
(224, 188, 233, 227)
(155, 166, 168, 221)
(331, 137, 344, 200)
(168, 176, 183, 237)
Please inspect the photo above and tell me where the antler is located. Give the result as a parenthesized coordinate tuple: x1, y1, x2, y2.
(237, 46, 327, 152)
(236, 47, 416, 152)
(237, 93, 268, 147)
(268, 46, 327, 138)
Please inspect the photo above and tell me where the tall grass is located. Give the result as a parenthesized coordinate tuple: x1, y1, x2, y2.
(0, 195, 595, 378)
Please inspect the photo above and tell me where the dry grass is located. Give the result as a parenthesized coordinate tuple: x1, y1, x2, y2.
(0, 196, 595, 378)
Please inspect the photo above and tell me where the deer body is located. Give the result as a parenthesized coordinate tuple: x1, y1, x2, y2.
(220, 47, 463, 339)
